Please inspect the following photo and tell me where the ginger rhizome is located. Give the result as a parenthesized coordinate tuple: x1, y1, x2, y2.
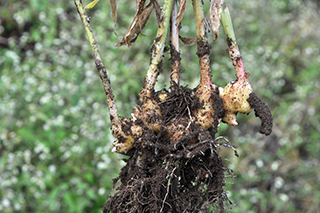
(107, 3, 273, 154)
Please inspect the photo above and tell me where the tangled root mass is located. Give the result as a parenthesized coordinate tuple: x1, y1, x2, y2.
(104, 85, 235, 213)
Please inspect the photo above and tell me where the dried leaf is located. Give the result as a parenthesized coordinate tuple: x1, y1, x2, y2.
(204, 17, 211, 34)
(176, 0, 186, 26)
(210, 0, 224, 41)
(179, 35, 197, 46)
(85, 0, 100, 9)
(136, 0, 147, 31)
(116, 2, 153, 47)
(109, 0, 118, 35)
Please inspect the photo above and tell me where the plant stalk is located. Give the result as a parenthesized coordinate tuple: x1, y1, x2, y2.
(192, 0, 212, 87)
(74, 0, 120, 129)
(221, 6, 247, 79)
(139, 0, 174, 98)
(170, 0, 181, 86)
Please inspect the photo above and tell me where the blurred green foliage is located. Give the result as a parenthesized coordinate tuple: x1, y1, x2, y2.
(1, 0, 320, 212)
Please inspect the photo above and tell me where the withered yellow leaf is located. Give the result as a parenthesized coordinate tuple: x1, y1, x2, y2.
(176, 0, 187, 26)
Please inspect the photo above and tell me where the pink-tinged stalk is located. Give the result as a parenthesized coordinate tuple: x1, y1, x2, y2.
(227, 40, 249, 80)
(219, 5, 253, 126)
(221, 6, 249, 81)
(236, 58, 247, 79)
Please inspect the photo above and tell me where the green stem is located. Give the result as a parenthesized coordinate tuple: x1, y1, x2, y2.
(140, 0, 174, 98)
(193, 0, 206, 40)
(74, 0, 120, 128)
(221, 6, 247, 79)
(220, 6, 236, 44)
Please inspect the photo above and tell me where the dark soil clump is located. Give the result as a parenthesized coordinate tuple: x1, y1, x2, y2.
(103, 85, 233, 213)
(247, 92, 273, 135)
(156, 84, 199, 124)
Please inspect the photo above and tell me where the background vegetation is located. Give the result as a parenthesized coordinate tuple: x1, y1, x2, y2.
(1, 0, 319, 212)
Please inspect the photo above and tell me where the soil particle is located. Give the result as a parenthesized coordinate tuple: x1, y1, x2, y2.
(149, 43, 157, 63)
(169, 43, 181, 64)
(196, 40, 211, 57)
(135, 118, 144, 125)
(155, 35, 162, 42)
(226, 36, 232, 46)
(157, 60, 163, 73)
(211, 92, 225, 136)
(109, 115, 114, 122)
(121, 119, 132, 134)
(247, 92, 273, 135)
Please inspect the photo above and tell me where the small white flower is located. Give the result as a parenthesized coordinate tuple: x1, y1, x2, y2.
(48, 165, 56, 174)
(2, 198, 10, 208)
(98, 188, 106, 196)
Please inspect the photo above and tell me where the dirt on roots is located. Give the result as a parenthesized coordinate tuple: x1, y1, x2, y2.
(103, 85, 235, 213)
(103, 85, 272, 213)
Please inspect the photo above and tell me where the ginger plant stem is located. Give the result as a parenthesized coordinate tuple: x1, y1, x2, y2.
(74, 0, 121, 131)
(221, 6, 248, 79)
(170, 0, 181, 86)
(139, 0, 174, 98)
(192, 0, 217, 130)
(192, 0, 212, 87)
